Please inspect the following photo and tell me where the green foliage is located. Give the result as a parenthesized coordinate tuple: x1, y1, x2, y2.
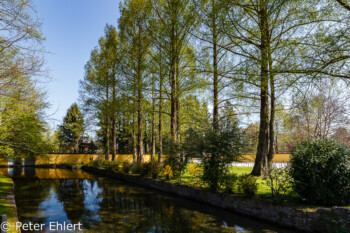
(122, 161, 131, 173)
(290, 138, 350, 206)
(219, 172, 238, 194)
(238, 174, 258, 197)
(89, 159, 101, 168)
(140, 162, 161, 178)
(57, 103, 85, 153)
(101, 161, 121, 172)
(162, 165, 173, 180)
(185, 118, 243, 191)
(130, 162, 143, 174)
(0, 76, 50, 158)
(187, 163, 203, 185)
(263, 168, 292, 200)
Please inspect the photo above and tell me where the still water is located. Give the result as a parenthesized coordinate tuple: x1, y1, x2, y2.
(0, 168, 296, 233)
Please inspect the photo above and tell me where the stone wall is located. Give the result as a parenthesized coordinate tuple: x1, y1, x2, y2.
(82, 166, 350, 233)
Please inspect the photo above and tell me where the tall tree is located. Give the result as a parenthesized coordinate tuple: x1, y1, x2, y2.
(80, 25, 121, 160)
(0, 0, 47, 158)
(57, 103, 85, 153)
(0, 0, 44, 88)
(193, 0, 229, 132)
(149, 0, 199, 148)
(221, 0, 333, 175)
(101, 25, 120, 161)
(119, 0, 152, 163)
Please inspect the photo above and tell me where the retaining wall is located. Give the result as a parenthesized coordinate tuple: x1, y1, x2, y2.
(81, 166, 350, 233)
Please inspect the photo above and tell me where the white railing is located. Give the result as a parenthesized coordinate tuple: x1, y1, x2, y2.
(191, 158, 288, 169)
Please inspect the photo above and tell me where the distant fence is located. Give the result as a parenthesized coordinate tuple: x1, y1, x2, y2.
(0, 154, 158, 166)
(230, 162, 288, 168)
(0, 153, 291, 167)
(192, 154, 290, 169)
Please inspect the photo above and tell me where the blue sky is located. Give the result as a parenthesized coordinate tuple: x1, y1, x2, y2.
(33, 0, 120, 129)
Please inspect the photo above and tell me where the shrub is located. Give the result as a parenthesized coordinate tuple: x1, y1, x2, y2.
(238, 174, 258, 197)
(199, 125, 243, 191)
(104, 162, 121, 172)
(290, 138, 350, 206)
(219, 172, 238, 194)
(139, 162, 160, 178)
(122, 161, 131, 173)
(162, 165, 173, 180)
(89, 160, 100, 167)
(130, 162, 143, 174)
(150, 162, 161, 179)
(263, 168, 292, 199)
(140, 162, 152, 177)
(188, 163, 203, 184)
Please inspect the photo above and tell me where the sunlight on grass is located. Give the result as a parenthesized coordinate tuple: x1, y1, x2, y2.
(0, 175, 20, 233)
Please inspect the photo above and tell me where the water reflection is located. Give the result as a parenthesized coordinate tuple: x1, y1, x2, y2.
(3, 168, 297, 233)
(0, 167, 94, 179)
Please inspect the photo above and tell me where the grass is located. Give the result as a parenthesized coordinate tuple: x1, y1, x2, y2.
(181, 164, 350, 211)
(178, 165, 271, 195)
(0, 175, 20, 233)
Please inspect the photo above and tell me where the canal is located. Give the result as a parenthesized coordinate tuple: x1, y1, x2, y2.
(0, 168, 296, 233)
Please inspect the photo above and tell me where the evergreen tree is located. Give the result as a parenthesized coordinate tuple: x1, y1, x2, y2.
(57, 103, 84, 153)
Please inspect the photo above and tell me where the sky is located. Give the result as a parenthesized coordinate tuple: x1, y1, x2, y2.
(33, 0, 120, 129)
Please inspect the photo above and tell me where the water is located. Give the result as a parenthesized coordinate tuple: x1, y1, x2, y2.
(0, 168, 296, 233)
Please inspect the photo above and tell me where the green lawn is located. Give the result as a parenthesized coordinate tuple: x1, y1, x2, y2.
(0, 175, 20, 233)
(228, 166, 271, 195)
(178, 165, 271, 195)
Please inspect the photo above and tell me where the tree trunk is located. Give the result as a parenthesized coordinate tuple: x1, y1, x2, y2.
(112, 116, 116, 161)
(132, 112, 137, 163)
(105, 83, 110, 161)
(137, 67, 144, 163)
(133, 85, 137, 163)
(267, 44, 275, 170)
(212, 0, 219, 132)
(151, 79, 156, 161)
(170, 4, 178, 146)
(158, 62, 163, 163)
(175, 53, 180, 144)
(112, 77, 117, 161)
(252, 1, 269, 176)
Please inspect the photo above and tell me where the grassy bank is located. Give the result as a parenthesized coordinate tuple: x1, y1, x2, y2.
(180, 166, 271, 195)
(0, 175, 19, 233)
(98, 160, 350, 210)
(82, 165, 350, 232)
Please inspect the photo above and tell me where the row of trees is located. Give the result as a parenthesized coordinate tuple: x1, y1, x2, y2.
(78, 0, 350, 176)
(0, 0, 54, 158)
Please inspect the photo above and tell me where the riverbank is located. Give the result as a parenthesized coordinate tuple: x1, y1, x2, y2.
(0, 175, 19, 233)
(82, 165, 350, 233)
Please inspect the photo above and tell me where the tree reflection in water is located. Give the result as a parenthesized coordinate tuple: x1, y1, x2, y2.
(9, 168, 296, 233)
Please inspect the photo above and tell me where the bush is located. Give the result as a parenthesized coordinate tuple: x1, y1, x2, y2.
(185, 125, 242, 191)
(140, 162, 152, 177)
(104, 161, 121, 172)
(290, 138, 350, 206)
(150, 162, 161, 179)
(122, 161, 131, 173)
(139, 162, 160, 178)
(219, 172, 238, 194)
(89, 159, 100, 167)
(263, 168, 292, 200)
(187, 163, 203, 184)
(130, 162, 143, 174)
(162, 165, 173, 180)
(238, 174, 258, 197)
